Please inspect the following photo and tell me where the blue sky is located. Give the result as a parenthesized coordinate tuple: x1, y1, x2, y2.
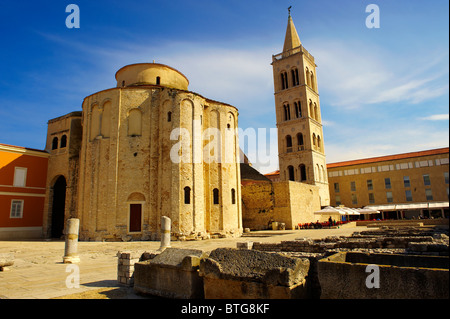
(0, 0, 448, 173)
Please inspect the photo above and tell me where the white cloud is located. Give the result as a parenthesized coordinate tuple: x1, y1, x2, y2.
(420, 114, 449, 121)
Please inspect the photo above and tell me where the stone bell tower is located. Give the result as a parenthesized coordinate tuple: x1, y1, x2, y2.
(271, 10, 330, 206)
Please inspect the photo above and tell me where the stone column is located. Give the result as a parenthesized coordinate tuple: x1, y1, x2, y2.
(158, 216, 171, 251)
(63, 218, 80, 263)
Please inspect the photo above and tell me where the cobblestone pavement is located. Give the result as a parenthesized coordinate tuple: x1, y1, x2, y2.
(0, 226, 368, 299)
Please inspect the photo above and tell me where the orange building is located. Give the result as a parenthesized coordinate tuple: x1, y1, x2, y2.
(0, 143, 49, 239)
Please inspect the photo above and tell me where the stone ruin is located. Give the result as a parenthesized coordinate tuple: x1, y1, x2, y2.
(117, 226, 449, 299)
(0, 253, 14, 272)
(200, 248, 310, 299)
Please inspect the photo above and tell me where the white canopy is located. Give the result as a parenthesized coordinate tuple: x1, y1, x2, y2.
(314, 206, 345, 215)
(315, 206, 360, 215)
(356, 208, 381, 215)
(338, 207, 360, 215)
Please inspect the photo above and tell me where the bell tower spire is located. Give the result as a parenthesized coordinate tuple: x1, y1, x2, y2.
(283, 7, 301, 53)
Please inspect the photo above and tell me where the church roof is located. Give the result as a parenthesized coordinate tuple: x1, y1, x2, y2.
(240, 163, 271, 182)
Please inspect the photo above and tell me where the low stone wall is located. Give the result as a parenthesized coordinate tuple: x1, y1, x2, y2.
(356, 218, 449, 227)
(117, 250, 159, 286)
(318, 252, 449, 299)
(251, 228, 449, 256)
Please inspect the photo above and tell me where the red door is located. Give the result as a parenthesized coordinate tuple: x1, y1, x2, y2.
(129, 204, 142, 232)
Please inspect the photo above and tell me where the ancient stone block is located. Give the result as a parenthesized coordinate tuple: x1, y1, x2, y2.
(199, 248, 310, 299)
(133, 248, 205, 299)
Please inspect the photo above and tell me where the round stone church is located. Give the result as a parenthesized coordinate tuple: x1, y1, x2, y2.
(43, 62, 242, 241)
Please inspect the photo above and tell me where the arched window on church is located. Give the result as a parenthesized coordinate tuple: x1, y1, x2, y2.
(288, 165, 295, 181)
(312, 133, 317, 150)
(317, 135, 322, 152)
(309, 100, 314, 119)
(310, 72, 315, 91)
(156, 76, 161, 85)
(90, 104, 102, 141)
(213, 188, 220, 205)
(60, 135, 67, 148)
(299, 164, 307, 182)
(297, 133, 304, 151)
(286, 135, 292, 153)
(231, 188, 236, 204)
(52, 137, 58, 150)
(184, 186, 191, 204)
(101, 101, 111, 138)
(168, 111, 172, 122)
(128, 109, 142, 137)
(321, 165, 326, 183)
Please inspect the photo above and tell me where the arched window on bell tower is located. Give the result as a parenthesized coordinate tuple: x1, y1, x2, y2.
(297, 133, 304, 151)
(283, 103, 291, 121)
(294, 101, 302, 118)
(288, 165, 295, 181)
(286, 135, 293, 153)
(299, 164, 307, 182)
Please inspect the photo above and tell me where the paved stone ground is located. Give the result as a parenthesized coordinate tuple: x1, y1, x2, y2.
(0, 225, 368, 299)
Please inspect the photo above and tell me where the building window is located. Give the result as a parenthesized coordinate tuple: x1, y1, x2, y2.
(351, 194, 357, 205)
(405, 190, 413, 202)
(10, 200, 24, 218)
(280, 72, 288, 90)
(294, 101, 302, 118)
(403, 176, 411, 188)
(184, 187, 191, 204)
(13, 167, 27, 187)
(335, 195, 341, 206)
(52, 137, 58, 150)
(299, 164, 307, 182)
(291, 68, 299, 86)
(386, 191, 393, 203)
(367, 179, 373, 191)
(314, 103, 319, 121)
(213, 188, 220, 205)
(350, 181, 356, 192)
(423, 174, 431, 186)
(156, 76, 161, 85)
(60, 135, 67, 148)
(286, 135, 292, 153)
(167, 112, 172, 122)
(368, 193, 375, 204)
(444, 172, 449, 184)
(231, 188, 236, 204)
(287, 166, 295, 181)
(334, 183, 339, 193)
(425, 189, 433, 201)
(283, 104, 291, 121)
(296, 133, 304, 151)
(385, 178, 391, 189)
